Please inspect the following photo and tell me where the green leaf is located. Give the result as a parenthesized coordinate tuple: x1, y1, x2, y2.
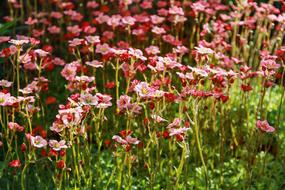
(0, 20, 17, 35)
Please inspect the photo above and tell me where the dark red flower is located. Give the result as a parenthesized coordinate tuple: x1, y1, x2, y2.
(56, 160, 66, 169)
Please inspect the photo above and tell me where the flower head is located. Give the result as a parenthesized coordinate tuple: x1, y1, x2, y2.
(30, 135, 47, 148)
(256, 120, 275, 133)
(49, 140, 68, 151)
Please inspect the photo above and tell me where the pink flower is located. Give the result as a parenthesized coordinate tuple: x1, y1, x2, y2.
(256, 120, 275, 133)
(134, 82, 155, 98)
(61, 64, 77, 81)
(47, 26, 60, 34)
(8, 39, 29, 46)
(67, 25, 82, 35)
(8, 122, 24, 132)
(79, 93, 98, 106)
(169, 6, 184, 16)
(51, 12, 63, 19)
(168, 127, 189, 136)
(53, 57, 65, 66)
(35, 49, 49, 57)
(87, 1, 99, 8)
(167, 118, 182, 128)
(25, 17, 38, 25)
(195, 45, 214, 55)
(151, 26, 166, 35)
(162, 34, 181, 46)
(151, 114, 167, 123)
(128, 48, 147, 61)
(0, 36, 11, 43)
(134, 82, 164, 98)
(68, 38, 84, 47)
(117, 95, 132, 110)
(96, 43, 111, 55)
(50, 122, 66, 133)
(145, 45, 160, 55)
(150, 15, 165, 24)
(125, 136, 140, 145)
(95, 93, 112, 108)
(112, 135, 128, 144)
(122, 16, 136, 26)
(86, 60, 103, 68)
(0, 80, 13, 88)
(107, 15, 121, 28)
(0, 93, 16, 106)
(112, 134, 140, 145)
(49, 140, 68, 151)
(85, 35, 100, 44)
(30, 135, 47, 148)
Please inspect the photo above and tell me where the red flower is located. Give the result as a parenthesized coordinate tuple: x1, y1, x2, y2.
(104, 139, 111, 148)
(49, 149, 58, 157)
(241, 84, 253, 92)
(41, 149, 47, 157)
(9, 160, 21, 168)
(56, 160, 66, 169)
(105, 81, 116, 89)
(149, 102, 155, 110)
(46, 96, 57, 105)
(21, 143, 27, 152)
(60, 150, 66, 157)
(125, 144, 132, 152)
(163, 130, 170, 139)
(164, 92, 177, 102)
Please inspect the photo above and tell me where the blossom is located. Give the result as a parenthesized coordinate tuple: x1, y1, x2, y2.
(150, 15, 165, 24)
(151, 114, 167, 123)
(96, 93, 112, 108)
(169, 6, 184, 16)
(125, 136, 140, 145)
(49, 140, 68, 151)
(151, 26, 166, 35)
(145, 45, 160, 55)
(8, 122, 24, 132)
(0, 93, 17, 106)
(35, 49, 49, 57)
(0, 36, 11, 43)
(112, 134, 140, 145)
(112, 135, 127, 144)
(134, 82, 155, 98)
(68, 38, 84, 47)
(79, 93, 98, 106)
(95, 43, 111, 55)
(128, 48, 147, 61)
(85, 35, 100, 44)
(86, 60, 103, 68)
(8, 39, 29, 46)
(167, 118, 182, 128)
(117, 95, 132, 110)
(50, 122, 67, 133)
(0, 80, 13, 87)
(168, 127, 190, 136)
(195, 45, 214, 55)
(47, 26, 61, 34)
(9, 160, 21, 168)
(122, 16, 136, 26)
(61, 64, 77, 81)
(256, 120, 275, 133)
(30, 135, 47, 148)
(56, 160, 66, 169)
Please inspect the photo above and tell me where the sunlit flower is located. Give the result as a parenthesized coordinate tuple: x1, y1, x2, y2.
(49, 140, 68, 151)
(256, 120, 275, 133)
(30, 135, 47, 148)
